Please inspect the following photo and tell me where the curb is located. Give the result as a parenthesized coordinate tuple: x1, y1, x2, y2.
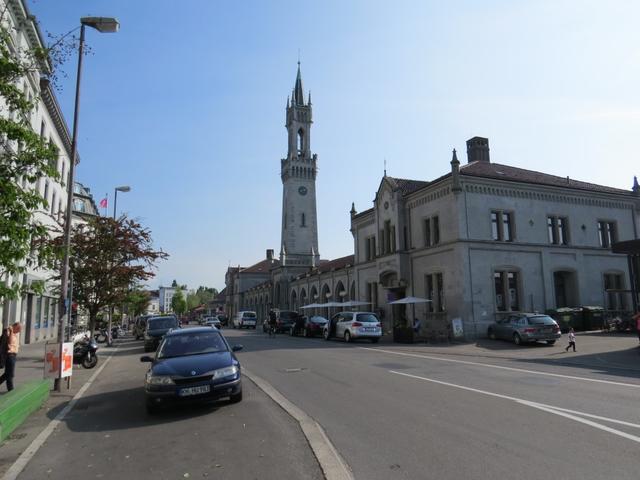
(243, 369, 354, 480)
(0, 380, 50, 443)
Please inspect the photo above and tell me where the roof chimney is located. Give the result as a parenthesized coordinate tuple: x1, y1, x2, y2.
(466, 136, 490, 164)
(266, 249, 274, 261)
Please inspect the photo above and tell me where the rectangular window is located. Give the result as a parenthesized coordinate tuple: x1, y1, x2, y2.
(494, 270, 520, 312)
(598, 221, 617, 247)
(51, 192, 56, 215)
(433, 216, 440, 245)
(379, 229, 385, 255)
(548, 216, 569, 245)
(436, 273, 445, 312)
(426, 275, 434, 312)
(424, 218, 432, 247)
(364, 237, 370, 261)
(403, 226, 408, 251)
(491, 212, 500, 240)
(604, 273, 626, 310)
(43, 298, 49, 328)
(390, 225, 396, 252)
(494, 272, 505, 311)
(43, 181, 49, 203)
(491, 211, 513, 242)
(371, 237, 376, 260)
(35, 297, 42, 329)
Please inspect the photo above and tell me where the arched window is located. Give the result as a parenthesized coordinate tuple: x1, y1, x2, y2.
(301, 213, 306, 227)
(297, 128, 304, 154)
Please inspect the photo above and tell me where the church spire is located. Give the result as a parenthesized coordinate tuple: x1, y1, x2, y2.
(294, 62, 304, 106)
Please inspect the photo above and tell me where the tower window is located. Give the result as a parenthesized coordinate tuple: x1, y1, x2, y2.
(297, 129, 304, 154)
(301, 213, 306, 227)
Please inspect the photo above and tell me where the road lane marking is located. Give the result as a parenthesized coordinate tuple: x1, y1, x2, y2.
(243, 368, 354, 480)
(3, 350, 116, 480)
(361, 347, 640, 389)
(389, 370, 640, 444)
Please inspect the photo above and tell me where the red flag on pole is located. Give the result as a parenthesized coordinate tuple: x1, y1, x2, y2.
(99, 197, 108, 208)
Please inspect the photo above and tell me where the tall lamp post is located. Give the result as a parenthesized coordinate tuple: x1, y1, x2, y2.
(108, 185, 130, 346)
(113, 185, 131, 219)
(56, 17, 119, 392)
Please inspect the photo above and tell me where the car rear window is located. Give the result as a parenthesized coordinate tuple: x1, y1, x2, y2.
(356, 313, 379, 323)
(527, 316, 556, 325)
(310, 317, 327, 324)
(148, 318, 178, 330)
(158, 331, 227, 358)
(243, 312, 256, 318)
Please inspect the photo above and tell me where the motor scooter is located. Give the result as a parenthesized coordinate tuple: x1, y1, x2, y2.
(74, 334, 99, 369)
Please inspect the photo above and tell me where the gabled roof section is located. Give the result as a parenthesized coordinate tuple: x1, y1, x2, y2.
(461, 162, 630, 195)
(316, 254, 354, 273)
(386, 177, 430, 196)
(242, 258, 279, 274)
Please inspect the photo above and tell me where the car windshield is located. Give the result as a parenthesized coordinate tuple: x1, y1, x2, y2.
(356, 313, 379, 323)
(527, 316, 556, 325)
(310, 316, 327, 324)
(243, 312, 256, 318)
(148, 318, 178, 330)
(158, 331, 228, 358)
(279, 311, 296, 320)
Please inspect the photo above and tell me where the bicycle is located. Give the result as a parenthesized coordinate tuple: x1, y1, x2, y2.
(267, 323, 277, 337)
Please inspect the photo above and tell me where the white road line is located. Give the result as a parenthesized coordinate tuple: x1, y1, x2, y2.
(3, 351, 116, 480)
(361, 347, 640, 389)
(389, 370, 640, 444)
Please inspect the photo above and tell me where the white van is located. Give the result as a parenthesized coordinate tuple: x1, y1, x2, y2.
(233, 311, 257, 329)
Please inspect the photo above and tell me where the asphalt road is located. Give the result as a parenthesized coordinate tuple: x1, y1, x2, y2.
(225, 327, 640, 480)
(15, 336, 323, 480)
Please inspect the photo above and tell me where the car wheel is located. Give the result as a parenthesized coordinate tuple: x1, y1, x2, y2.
(547, 340, 556, 345)
(513, 333, 522, 346)
(344, 331, 352, 343)
(253, 325, 256, 329)
(488, 329, 496, 340)
(371, 338, 379, 343)
(229, 390, 243, 404)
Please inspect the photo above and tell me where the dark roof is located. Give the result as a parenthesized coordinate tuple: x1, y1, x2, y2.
(316, 254, 354, 273)
(461, 162, 630, 195)
(387, 177, 430, 196)
(242, 258, 279, 274)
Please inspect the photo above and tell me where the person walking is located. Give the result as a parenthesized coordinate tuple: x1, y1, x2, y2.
(565, 327, 576, 352)
(0, 319, 22, 392)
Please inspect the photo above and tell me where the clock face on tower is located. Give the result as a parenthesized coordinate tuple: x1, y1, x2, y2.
(298, 186, 308, 196)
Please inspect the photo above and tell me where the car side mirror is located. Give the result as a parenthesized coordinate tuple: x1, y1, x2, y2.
(231, 345, 243, 352)
(140, 356, 154, 363)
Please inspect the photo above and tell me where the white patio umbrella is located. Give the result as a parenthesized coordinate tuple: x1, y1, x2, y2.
(340, 300, 372, 308)
(388, 296, 432, 304)
(300, 303, 323, 309)
(389, 296, 432, 330)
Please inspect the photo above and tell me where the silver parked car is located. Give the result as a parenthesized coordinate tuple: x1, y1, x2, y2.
(323, 312, 382, 343)
(487, 313, 561, 345)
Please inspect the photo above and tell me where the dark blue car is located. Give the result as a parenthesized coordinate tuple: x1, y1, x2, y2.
(140, 327, 243, 413)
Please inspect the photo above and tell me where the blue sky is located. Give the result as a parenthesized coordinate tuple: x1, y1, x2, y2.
(29, 0, 640, 291)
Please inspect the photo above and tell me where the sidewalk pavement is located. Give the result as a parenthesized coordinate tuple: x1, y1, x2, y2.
(378, 330, 640, 374)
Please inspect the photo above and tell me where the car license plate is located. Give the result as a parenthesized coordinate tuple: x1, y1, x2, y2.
(178, 385, 210, 397)
(363, 327, 375, 332)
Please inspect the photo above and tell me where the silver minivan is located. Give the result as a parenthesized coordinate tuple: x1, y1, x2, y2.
(233, 311, 257, 329)
(323, 311, 382, 343)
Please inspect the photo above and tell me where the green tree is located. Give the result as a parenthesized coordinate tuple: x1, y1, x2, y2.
(0, 23, 60, 302)
(171, 279, 178, 288)
(171, 288, 186, 316)
(48, 216, 168, 331)
(186, 292, 201, 311)
(125, 288, 150, 317)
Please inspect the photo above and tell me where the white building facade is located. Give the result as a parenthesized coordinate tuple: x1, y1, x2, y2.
(350, 137, 640, 339)
(1, 0, 78, 344)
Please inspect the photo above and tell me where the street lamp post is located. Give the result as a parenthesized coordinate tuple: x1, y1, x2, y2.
(113, 185, 131, 219)
(55, 17, 119, 392)
(108, 185, 130, 346)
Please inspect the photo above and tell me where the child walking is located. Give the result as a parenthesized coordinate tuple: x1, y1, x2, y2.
(565, 328, 576, 352)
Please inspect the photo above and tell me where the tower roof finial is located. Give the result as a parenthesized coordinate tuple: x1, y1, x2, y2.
(294, 61, 304, 106)
(384, 158, 387, 177)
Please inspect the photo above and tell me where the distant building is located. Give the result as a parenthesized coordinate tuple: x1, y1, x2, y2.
(159, 286, 183, 313)
(146, 290, 160, 315)
(72, 181, 100, 224)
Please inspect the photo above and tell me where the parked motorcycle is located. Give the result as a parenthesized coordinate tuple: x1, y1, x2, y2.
(74, 335, 99, 369)
(94, 328, 108, 343)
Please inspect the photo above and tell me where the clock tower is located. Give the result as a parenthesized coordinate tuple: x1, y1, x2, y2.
(280, 63, 320, 267)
